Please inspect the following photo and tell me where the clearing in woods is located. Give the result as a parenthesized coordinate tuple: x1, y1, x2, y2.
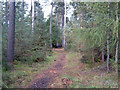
(25, 49, 118, 88)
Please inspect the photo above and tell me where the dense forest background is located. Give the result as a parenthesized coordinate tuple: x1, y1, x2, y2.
(1, 0, 120, 88)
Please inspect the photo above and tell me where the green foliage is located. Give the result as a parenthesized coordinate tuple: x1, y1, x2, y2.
(66, 2, 118, 68)
(46, 17, 62, 46)
(2, 50, 58, 88)
(2, 1, 51, 66)
(2, 60, 11, 71)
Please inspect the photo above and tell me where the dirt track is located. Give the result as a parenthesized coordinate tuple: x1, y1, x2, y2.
(25, 49, 67, 88)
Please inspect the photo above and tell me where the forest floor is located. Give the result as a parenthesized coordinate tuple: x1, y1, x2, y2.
(25, 49, 118, 88)
(3, 48, 118, 88)
(25, 48, 68, 88)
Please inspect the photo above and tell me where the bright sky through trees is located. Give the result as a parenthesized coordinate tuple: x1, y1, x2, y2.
(2, 0, 73, 19)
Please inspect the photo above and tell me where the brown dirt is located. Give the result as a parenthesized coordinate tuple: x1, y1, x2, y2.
(25, 48, 67, 88)
(25, 49, 118, 88)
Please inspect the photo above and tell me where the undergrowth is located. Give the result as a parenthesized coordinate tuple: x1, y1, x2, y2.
(2, 51, 58, 88)
(61, 52, 118, 88)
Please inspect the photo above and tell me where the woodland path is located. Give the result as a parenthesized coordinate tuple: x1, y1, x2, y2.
(25, 48, 118, 88)
(25, 48, 68, 88)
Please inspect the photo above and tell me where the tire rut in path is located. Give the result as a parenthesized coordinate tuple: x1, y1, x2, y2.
(26, 49, 67, 88)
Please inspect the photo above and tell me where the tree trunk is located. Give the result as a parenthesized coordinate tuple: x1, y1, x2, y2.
(118, 3, 120, 77)
(58, 8, 61, 30)
(37, 0, 39, 19)
(92, 49, 94, 64)
(107, 3, 110, 72)
(5, 0, 8, 30)
(107, 32, 110, 72)
(62, 2, 64, 47)
(22, 0, 24, 19)
(38, 0, 39, 9)
(102, 50, 104, 61)
(62, 3, 64, 29)
(118, 2, 120, 60)
(115, 41, 118, 61)
(7, 0, 15, 62)
(63, 0, 66, 48)
(115, 3, 119, 73)
(49, 1, 53, 48)
(31, 0, 32, 31)
(57, 42, 58, 47)
(32, 0, 34, 33)
(0, 3, 2, 85)
(23, 0, 24, 10)
(58, 7, 61, 45)
(7, 2, 9, 22)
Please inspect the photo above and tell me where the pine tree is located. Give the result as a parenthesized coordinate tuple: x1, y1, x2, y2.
(7, 0, 15, 62)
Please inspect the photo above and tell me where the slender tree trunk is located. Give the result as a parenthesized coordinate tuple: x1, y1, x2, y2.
(20, 0, 24, 52)
(0, 3, 2, 86)
(58, 8, 61, 30)
(32, 0, 34, 33)
(115, 3, 119, 72)
(115, 41, 118, 61)
(107, 3, 110, 72)
(57, 8, 59, 27)
(118, 2, 120, 75)
(102, 50, 104, 61)
(7, 0, 15, 62)
(62, 2, 64, 47)
(58, 7, 61, 45)
(49, 2, 53, 48)
(5, 0, 8, 30)
(7, 2, 9, 22)
(57, 42, 58, 47)
(38, 0, 39, 8)
(22, 0, 24, 10)
(107, 32, 110, 72)
(92, 49, 94, 64)
(21, 0, 24, 21)
(63, 0, 66, 48)
(80, 13, 83, 28)
(37, 0, 39, 19)
(62, 4, 64, 29)
(22, 0, 24, 18)
(31, 0, 32, 31)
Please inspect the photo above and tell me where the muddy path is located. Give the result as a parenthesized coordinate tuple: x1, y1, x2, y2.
(25, 48, 67, 88)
